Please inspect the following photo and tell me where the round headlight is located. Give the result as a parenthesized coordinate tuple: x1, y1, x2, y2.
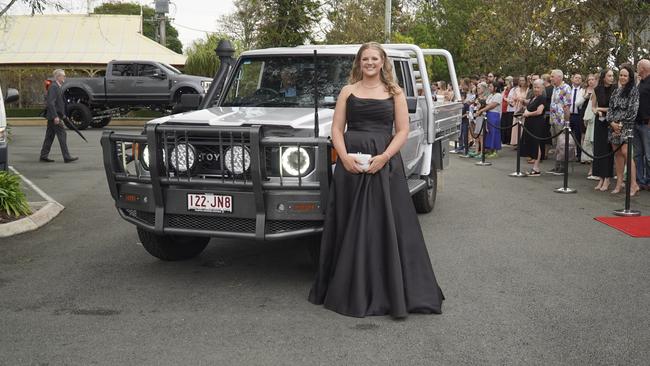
(170, 143, 196, 172)
(140, 145, 150, 169)
(224, 146, 251, 175)
(281, 147, 311, 176)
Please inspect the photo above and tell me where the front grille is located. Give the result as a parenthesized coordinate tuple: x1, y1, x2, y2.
(267, 220, 321, 234)
(159, 130, 254, 181)
(166, 214, 256, 233)
(122, 209, 155, 226)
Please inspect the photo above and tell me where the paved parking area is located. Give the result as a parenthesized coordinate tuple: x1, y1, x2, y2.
(1, 127, 649, 365)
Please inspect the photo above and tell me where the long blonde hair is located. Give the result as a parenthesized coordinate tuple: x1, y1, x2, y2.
(349, 42, 401, 96)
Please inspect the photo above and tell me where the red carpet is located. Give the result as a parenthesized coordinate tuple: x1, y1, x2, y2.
(595, 216, 650, 238)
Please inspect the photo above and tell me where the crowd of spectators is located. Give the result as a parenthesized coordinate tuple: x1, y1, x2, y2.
(446, 59, 650, 195)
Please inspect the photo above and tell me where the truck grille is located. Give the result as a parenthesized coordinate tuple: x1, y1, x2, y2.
(266, 220, 322, 233)
(164, 214, 321, 235)
(166, 214, 256, 233)
(159, 129, 255, 182)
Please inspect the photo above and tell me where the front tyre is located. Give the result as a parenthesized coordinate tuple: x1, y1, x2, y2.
(66, 103, 93, 130)
(412, 167, 437, 213)
(137, 228, 210, 261)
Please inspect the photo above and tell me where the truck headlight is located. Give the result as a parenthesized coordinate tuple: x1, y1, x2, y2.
(0, 127, 6, 143)
(201, 81, 211, 93)
(281, 147, 311, 176)
(140, 145, 150, 169)
(170, 143, 196, 172)
(224, 146, 251, 175)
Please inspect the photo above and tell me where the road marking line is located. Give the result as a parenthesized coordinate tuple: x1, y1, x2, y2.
(9, 166, 57, 203)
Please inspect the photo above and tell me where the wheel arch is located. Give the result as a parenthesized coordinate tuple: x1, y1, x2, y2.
(170, 85, 201, 104)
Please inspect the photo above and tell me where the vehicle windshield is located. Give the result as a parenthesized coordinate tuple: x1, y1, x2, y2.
(160, 63, 182, 75)
(221, 55, 353, 108)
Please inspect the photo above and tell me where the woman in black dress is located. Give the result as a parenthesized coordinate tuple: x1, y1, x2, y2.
(520, 79, 547, 175)
(607, 65, 640, 195)
(308, 42, 444, 318)
(591, 69, 615, 191)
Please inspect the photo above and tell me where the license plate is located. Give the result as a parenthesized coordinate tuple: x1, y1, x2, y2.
(187, 193, 233, 213)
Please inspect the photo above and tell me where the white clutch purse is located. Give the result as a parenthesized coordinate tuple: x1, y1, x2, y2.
(354, 153, 372, 171)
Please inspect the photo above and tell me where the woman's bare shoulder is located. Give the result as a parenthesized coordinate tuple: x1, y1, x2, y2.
(339, 84, 355, 98)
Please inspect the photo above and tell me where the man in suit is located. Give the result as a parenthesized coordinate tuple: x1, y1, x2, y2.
(40, 69, 77, 163)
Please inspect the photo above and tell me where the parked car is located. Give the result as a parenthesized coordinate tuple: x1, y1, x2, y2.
(46, 60, 212, 130)
(0, 86, 20, 171)
(100, 42, 462, 262)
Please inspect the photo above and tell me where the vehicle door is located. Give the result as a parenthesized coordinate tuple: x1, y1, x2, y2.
(106, 63, 138, 104)
(135, 63, 170, 104)
(393, 58, 424, 176)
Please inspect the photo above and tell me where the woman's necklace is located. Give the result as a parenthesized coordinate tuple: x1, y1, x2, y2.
(361, 81, 383, 89)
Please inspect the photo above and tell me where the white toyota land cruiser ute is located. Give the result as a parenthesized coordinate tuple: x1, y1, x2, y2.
(101, 41, 462, 261)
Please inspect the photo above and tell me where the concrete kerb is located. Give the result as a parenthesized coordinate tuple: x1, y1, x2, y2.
(0, 166, 64, 238)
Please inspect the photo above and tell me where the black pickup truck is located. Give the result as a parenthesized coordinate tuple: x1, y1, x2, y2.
(54, 60, 212, 129)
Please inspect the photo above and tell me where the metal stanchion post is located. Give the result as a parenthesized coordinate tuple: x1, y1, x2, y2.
(554, 125, 576, 194)
(614, 129, 641, 216)
(475, 120, 492, 166)
(509, 118, 526, 177)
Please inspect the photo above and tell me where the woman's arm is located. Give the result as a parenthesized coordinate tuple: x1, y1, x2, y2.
(331, 85, 362, 174)
(478, 102, 499, 115)
(367, 90, 409, 174)
(591, 93, 599, 115)
(523, 102, 544, 117)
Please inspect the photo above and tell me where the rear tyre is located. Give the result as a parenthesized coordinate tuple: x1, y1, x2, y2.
(137, 227, 210, 261)
(412, 167, 438, 214)
(66, 103, 92, 130)
(90, 117, 111, 128)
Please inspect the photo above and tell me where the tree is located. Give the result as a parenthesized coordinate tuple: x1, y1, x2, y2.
(0, 0, 62, 17)
(256, 0, 322, 48)
(462, 0, 650, 77)
(217, 0, 262, 51)
(578, 0, 650, 67)
(93, 2, 183, 54)
(323, 0, 411, 44)
(324, 0, 387, 44)
(184, 33, 242, 77)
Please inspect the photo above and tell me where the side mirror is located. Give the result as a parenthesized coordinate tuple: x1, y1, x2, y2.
(406, 97, 417, 113)
(178, 93, 202, 112)
(152, 69, 166, 79)
(4, 88, 19, 104)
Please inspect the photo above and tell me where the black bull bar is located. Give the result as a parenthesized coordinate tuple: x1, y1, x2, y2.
(100, 124, 332, 240)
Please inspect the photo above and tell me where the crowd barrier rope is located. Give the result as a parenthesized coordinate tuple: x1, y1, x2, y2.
(459, 117, 642, 216)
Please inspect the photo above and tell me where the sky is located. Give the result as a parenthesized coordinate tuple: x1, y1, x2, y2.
(5, 0, 236, 52)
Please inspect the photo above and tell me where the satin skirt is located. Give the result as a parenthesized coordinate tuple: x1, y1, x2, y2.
(308, 129, 444, 318)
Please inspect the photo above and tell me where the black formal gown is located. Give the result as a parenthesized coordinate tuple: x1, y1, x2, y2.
(592, 85, 614, 178)
(520, 95, 547, 159)
(308, 94, 445, 318)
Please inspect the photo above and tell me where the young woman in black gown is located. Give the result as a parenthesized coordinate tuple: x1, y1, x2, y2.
(520, 79, 547, 175)
(308, 42, 444, 318)
(591, 69, 615, 191)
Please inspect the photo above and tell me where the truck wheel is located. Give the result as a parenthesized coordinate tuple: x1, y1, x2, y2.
(137, 227, 210, 261)
(412, 167, 437, 214)
(66, 103, 92, 130)
(91, 117, 111, 129)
